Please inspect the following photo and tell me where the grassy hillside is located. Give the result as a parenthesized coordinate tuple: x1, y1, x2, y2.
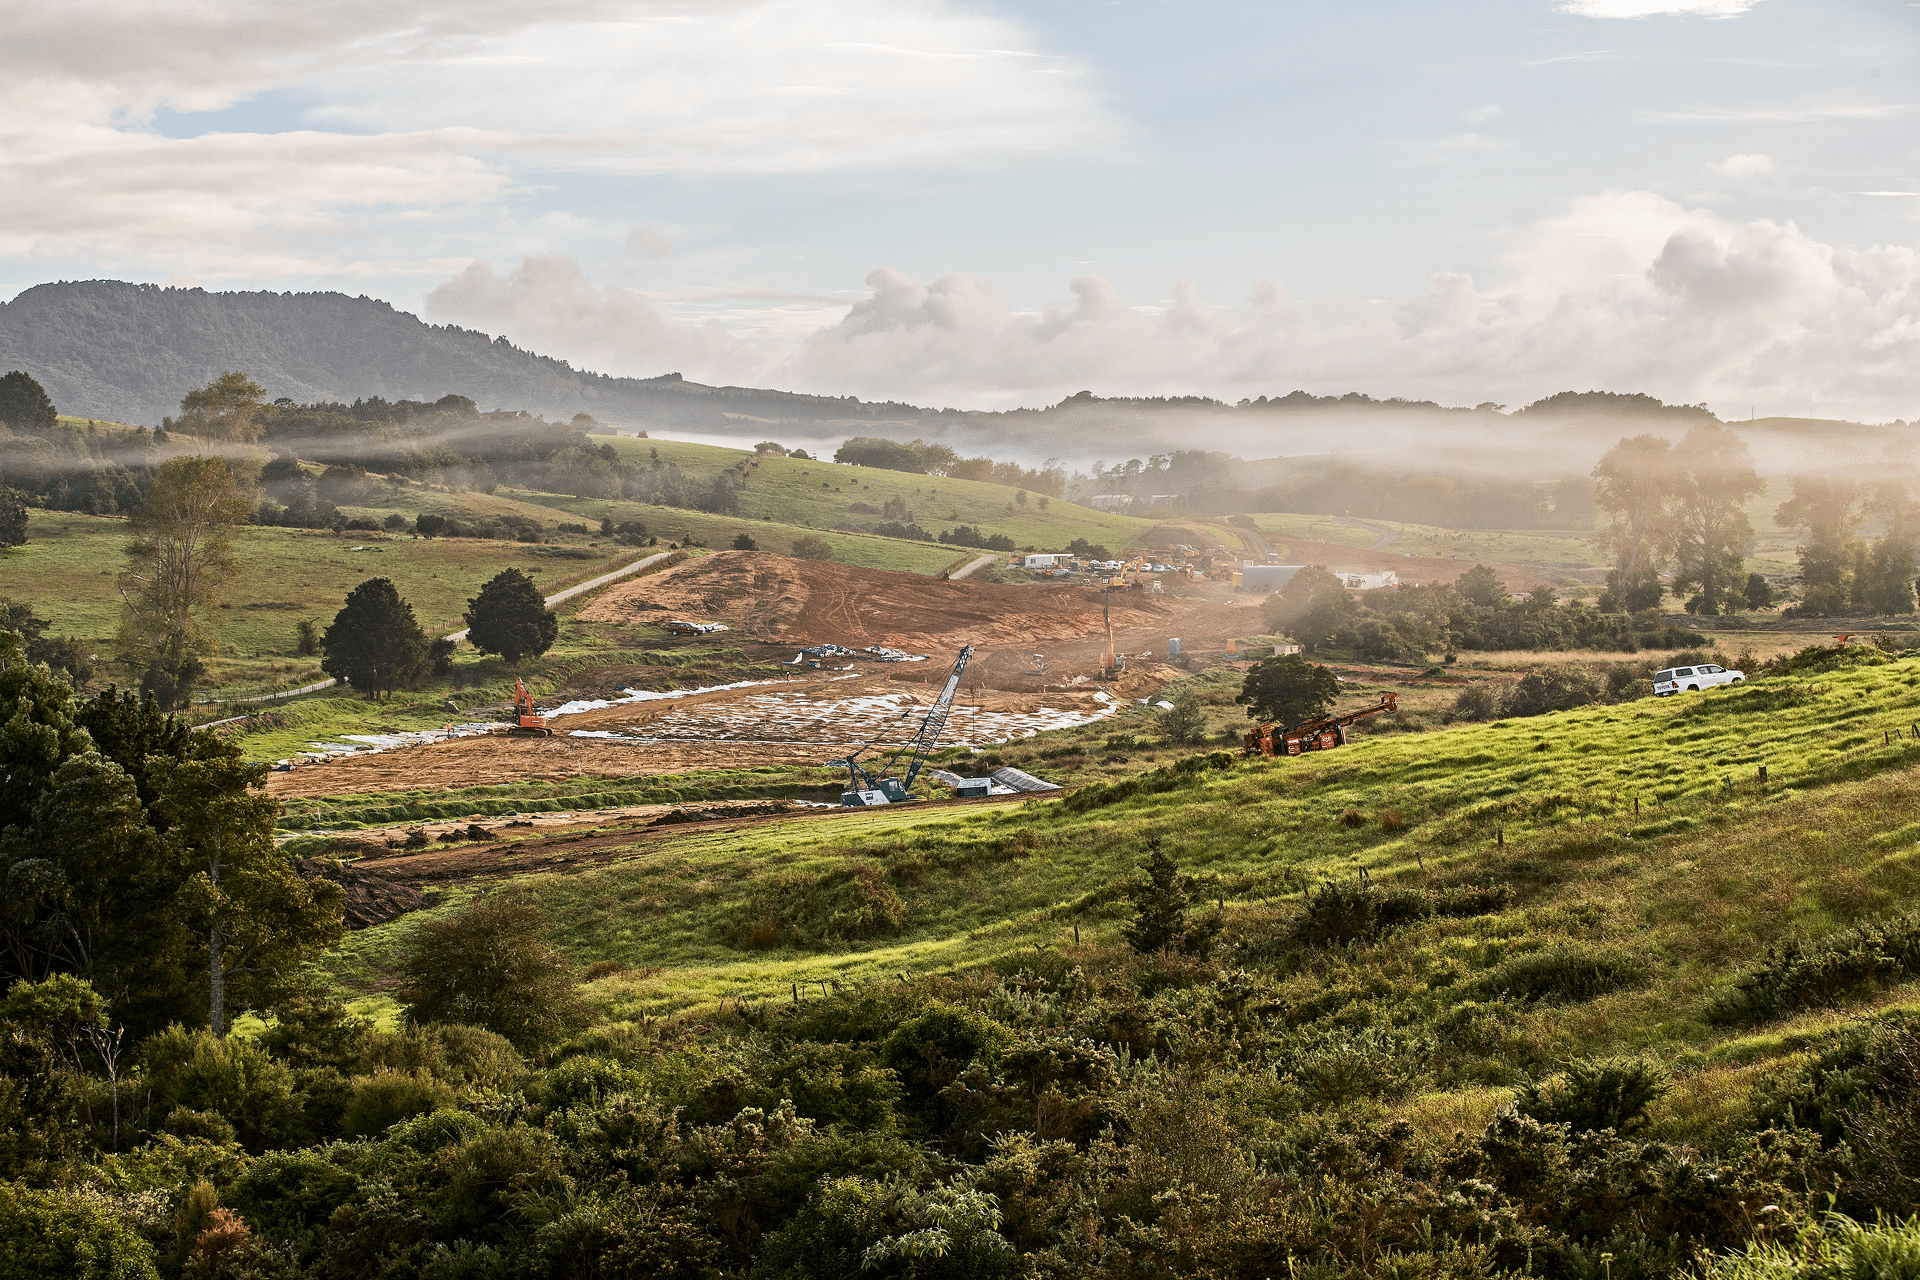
(602, 435, 1159, 552)
(222, 642, 1920, 1275)
(324, 646, 1920, 1017)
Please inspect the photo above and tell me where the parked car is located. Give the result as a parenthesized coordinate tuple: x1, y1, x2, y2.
(1653, 663, 1743, 696)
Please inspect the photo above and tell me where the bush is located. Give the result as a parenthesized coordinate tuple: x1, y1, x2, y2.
(791, 535, 835, 561)
(1516, 1057, 1669, 1133)
(398, 895, 588, 1051)
(1448, 684, 1501, 722)
(1476, 942, 1642, 1004)
(341, 1071, 456, 1138)
(136, 1026, 305, 1151)
(1500, 666, 1601, 717)
(0, 1182, 158, 1280)
(1121, 842, 1222, 957)
(1713, 911, 1920, 1025)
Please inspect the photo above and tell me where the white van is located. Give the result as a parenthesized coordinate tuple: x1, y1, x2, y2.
(1653, 663, 1743, 696)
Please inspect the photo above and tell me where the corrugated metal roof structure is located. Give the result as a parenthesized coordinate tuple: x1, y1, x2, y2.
(990, 766, 1061, 793)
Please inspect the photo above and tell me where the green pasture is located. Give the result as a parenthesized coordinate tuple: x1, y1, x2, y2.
(600, 435, 1159, 552)
(0, 510, 640, 673)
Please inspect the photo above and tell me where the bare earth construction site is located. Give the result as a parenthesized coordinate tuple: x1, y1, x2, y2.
(269, 551, 1258, 800)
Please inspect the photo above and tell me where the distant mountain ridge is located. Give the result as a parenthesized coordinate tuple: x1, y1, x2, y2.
(0, 280, 923, 430)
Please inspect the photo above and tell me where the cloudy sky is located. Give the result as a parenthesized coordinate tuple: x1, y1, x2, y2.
(5, 0, 1919, 417)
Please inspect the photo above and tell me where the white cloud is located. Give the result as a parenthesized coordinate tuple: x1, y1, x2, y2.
(1465, 104, 1502, 122)
(318, 0, 1112, 173)
(422, 192, 1920, 423)
(0, 0, 1109, 274)
(1559, 0, 1759, 17)
(1710, 152, 1774, 178)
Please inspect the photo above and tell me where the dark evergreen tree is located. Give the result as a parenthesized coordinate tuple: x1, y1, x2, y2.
(1744, 573, 1776, 611)
(0, 487, 26, 547)
(463, 568, 557, 666)
(0, 371, 57, 432)
(321, 577, 429, 700)
(1236, 654, 1340, 726)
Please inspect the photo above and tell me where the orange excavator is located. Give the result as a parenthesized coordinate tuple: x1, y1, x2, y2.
(1243, 692, 1397, 758)
(506, 677, 553, 737)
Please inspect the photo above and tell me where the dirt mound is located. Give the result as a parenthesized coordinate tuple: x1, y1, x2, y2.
(576, 551, 1186, 649)
(296, 858, 427, 930)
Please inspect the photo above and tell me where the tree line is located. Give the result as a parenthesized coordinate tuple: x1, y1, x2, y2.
(1264, 564, 1706, 660)
(1593, 426, 1920, 617)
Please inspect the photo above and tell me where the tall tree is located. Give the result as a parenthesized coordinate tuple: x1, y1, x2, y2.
(117, 456, 249, 709)
(1260, 565, 1352, 652)
(0, 486, 26, 547)
(0, 371, 57, 433)
(171, 371, 267, 443)
(153, 747, 342, 1037)
(1775, 478, 1861, 616)
(1666, 423, 1762, 616)
(0, 659, 336, 1037)
(1592, 434, 1674, 612)
(321, 577, 429, 699)
(1236, 654, 1340, 726)
(1858, 482, 1920, 616)
(463, 568, 557, 666)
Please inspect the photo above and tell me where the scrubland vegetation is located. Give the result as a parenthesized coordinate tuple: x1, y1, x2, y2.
(6, 630, 1920, 1276)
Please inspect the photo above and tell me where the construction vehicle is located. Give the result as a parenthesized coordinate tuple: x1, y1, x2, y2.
(829, 645, 974, 805)
(505, 677, 553, 737)
(1243, 692, 1397, 757)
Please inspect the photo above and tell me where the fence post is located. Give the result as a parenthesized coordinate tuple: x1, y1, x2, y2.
(1758, 764, 1768, 784)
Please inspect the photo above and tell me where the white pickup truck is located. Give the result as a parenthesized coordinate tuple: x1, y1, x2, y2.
(1653, 663, 1744, 696)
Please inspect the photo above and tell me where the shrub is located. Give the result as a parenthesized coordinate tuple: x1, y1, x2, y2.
(1120, 842, 1222, 957)
(541, 1056, 645, 1112)
(1339, 807, 1366, 828)
(398, 895, 588, 1051)
(1713, 911, 1920, 1025)
(341, 1071, 456, 1138)
(1448, 684, 1501, 722)
(1516, 1057, 1669, 1133)
(791, 535, 835, 561)
(1476, 942, 1642, 1004)
(1297, 872, 1429, 945)
(1378, 807, 1406, 833)
(1157, 690, 1208, 745)
(136, 1026, 305, 1151)
(1501, 666, 1601, 717)
(0, 1182, 158, 1280)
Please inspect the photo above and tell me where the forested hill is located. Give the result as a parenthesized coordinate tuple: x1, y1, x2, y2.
(0, 280, 924, 431)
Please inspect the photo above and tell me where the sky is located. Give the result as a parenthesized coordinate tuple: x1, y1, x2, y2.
(5, 0, 1920, 418)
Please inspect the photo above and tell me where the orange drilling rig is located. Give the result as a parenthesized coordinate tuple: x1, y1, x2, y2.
(505, 677, 553, 737)
(1243, 692, 1397, 757)
(1097, 557, 1149, 680)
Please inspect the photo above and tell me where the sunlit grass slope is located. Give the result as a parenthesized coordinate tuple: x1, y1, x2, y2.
(327, 651, 1920, 1059)
(603, 435, 1158, 551)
